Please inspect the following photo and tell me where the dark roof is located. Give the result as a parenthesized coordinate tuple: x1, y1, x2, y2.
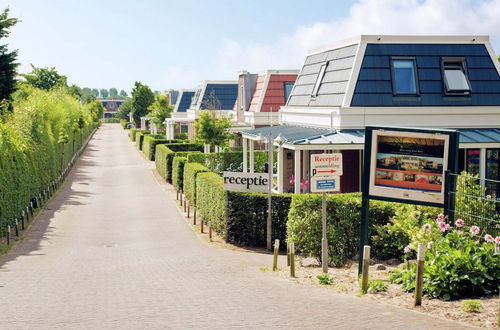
(176, 91, 195, 112)
(202, 83, 238, 110)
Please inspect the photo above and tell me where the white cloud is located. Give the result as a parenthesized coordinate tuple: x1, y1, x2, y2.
(162, 0, 500, 89)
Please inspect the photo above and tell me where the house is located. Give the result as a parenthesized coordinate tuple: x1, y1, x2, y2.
(101, 99, 125, 118)
(184, 80, 238, 139)
(165, 89, 179, 106)
(241, 35, 500, 194)
(165, 89, 196, 138)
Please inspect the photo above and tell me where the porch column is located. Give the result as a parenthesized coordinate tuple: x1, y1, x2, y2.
(140, 117, 145, 130)
(294, 150, 301, 194)
(277, 146, 285, 193)
(168, 121, 175, 139)
(242, 137, 248, 172)
(249, 140, 255, 173)
(479, 148, 486, 186)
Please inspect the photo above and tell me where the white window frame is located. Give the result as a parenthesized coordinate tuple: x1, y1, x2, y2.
(311, 62, 328, 96)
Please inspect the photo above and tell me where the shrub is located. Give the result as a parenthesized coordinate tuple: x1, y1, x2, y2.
(174, 132, 188, 140)
(172, 157, 187, 191)
(186, 151, 271, 173)
(183, 163, 210, 204)
(226, 191, 292, 247)
(367, 280, 388, 293)
(142, 135, 175, 161)
(389, 224, 499, 300)
(135, 131, 151, 150)
(287, 193, 396, 267)
(155, 144, 203, 181)
(317, 274, 334, 285)
(128, 128, 148, 141)
(462, 300, 482, 313)
(196, 172, 227, 236)
(102, 118, 120, 123)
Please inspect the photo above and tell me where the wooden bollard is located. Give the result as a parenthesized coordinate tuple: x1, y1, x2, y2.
(209, 226, 213, 240)
(361, 245, 371, 294)
(180, 192, 183, 206)
(187, 202, 190, 218)
(414, 244, 426, 306)
(21, 211, 25, 230)
(6, 225, 10, 245)
(176, 190, 179, 200)
(200, 220, 204, 233)
(287, 242, 290, 266)
(289, 242, 295, 277)
(15, 219, 19, 237)
(183, 197, 187, 213)
(193, 206, 197, 225)
(272, 239, 280, 271)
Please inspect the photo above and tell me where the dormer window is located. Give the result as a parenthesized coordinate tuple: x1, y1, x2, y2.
(442, 58, 471, 95)
(391, 58, 419, 95)
(312, 62, 328, 96)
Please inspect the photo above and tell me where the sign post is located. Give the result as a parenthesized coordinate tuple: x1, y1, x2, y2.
(310, 153, 343, 273)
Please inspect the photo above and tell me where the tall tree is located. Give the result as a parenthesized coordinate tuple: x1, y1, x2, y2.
(109, 88, 118, 98)
(91, 88, 99, 98)
(131, 81, 155, 126)
(119, 89, 128, 97)
(21, 65, 67, 90)
(115, 98, 134, 120)
(99, 88, 109, 99)
(147, 94, 173, 128)
(194, 110, 233, 148)
(0, 8, 18, 114)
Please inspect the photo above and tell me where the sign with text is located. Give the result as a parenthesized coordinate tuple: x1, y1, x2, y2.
(223, 172, 269, 193)
(310, 153, 343, 193)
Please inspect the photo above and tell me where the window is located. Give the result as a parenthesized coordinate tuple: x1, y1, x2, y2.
(180, 124, 188, 134)
(311, 62, 327, 96)
(109, 103, 115, 108)
(391, 58, 418, 95)
(284, 82, 294, 103)
(442, 58, 471, 95)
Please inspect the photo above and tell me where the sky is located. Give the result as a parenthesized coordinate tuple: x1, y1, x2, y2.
(3, 0, 500, 93)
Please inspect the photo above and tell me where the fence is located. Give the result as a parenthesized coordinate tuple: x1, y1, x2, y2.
(446, 172, 500, 237)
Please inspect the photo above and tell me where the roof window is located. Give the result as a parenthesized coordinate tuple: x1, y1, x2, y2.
(442, 58, 471, 95)
(311, 62, 328, 96)
(391, 58, 419, 95)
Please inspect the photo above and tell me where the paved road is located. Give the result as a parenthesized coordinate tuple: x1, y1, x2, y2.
(0, 124, 470, 330)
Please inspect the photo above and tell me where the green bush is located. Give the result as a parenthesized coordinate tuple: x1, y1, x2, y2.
(172, 157, 187, 191)
(186, 151, 272, 173)
(367, 280, 388, 293)
(155, 144, 203, 181)
(128, 128, 148, 141)
(174, 132, 188, 140)
(462, 300, 482, 313)
(389, 229, 499, 300)
(287, 193, 396, 267)
(135, 131, 152, 150)
(102, 118, 120, 123)
(317, 274, 335, 285)
(142, 135, 175, 161)
(0, 85, 98, 238)
(183, 163, 210, 204)
(226, 191, 292, 247)
(196, 172, 228, 236)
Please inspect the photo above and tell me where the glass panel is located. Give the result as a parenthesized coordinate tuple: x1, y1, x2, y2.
(392, 60, 417, 94)
(180, 124, 188, 134)
(466, 149, 480, 175)
(312, 63, 327, 96)
(284, 82, 294, 102)
(486, 149, 499, 180)
(444, 66, 470, 91)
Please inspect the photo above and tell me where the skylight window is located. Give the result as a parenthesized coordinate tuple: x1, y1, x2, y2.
(391, 58, 418, 95)
(442, 59, 471, 95)
(311, 63, 327, 96)
(284, 82, 294, 103)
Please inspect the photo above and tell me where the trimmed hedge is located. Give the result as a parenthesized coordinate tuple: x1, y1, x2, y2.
(196, 172, 228, 236)
(287, 193, 396, 267)
(187, 151, 272, 173)
(155, 144, 203, 181)
(129, 128, 148, 141)
(183, 163, 210, 204)
(226, 191, 292, 248)
(135, 131, 151, 150)
(172, 156, 187, 191)
(142, 135, 181, 161)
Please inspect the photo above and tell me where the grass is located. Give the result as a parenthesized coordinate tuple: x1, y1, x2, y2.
(462, 300, 482, 313)
(316, 274, 334, 285)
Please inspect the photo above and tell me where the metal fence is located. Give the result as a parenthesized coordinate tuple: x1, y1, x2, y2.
(446, 172, 500, 237)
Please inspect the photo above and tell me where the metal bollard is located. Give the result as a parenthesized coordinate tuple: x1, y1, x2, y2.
(414, 244, 426, 306)
(290, 242, 296, 277)
(273, 239, 280, 271)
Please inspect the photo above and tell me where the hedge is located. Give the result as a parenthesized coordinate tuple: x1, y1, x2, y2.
(172, 156, 187, 191)
(186, 151, 272, 173)
(0, 85, 100, 238)
(135, 131, 151, 150)
(155, 144, 203, 181)
(142, 135, 181, 161)
(226, 191, 292, 248)
(128, 128, 148, 141)
(196, 172, 228, 236)
(183, 163, 210, 205)
(287, 193, 396, 267)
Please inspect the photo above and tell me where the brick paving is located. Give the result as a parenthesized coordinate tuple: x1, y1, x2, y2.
(0, 124, 472, 330)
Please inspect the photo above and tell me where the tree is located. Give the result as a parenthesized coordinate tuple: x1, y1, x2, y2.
(115, 98, 133, 120)
(131, 81, 155, 126)
(21, 64, 68, 90)
(147, 94, 173, 128)
(91, 88, 99, 98)
(194, 110, 233, 148)
(0, 8, 19, 114)
(86, 100, 104, 122)
(68, 84, 82, 99)
(119, 89, 128, 97)
(201, 89, 222, 110)
(109, 88, 118, 98)
(99, 88, 109, 99)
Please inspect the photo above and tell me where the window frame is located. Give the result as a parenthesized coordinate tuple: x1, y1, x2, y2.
(311, 62, 328, 97)
(283, 81, 294, 103)
(390, 57, 420, 96)
(441, 57, 472, 96)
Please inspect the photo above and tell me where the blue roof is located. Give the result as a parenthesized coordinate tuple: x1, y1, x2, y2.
(201, 83, 238, 110)
(351, 43, 500, 107)
(176, 91, 195, 112)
